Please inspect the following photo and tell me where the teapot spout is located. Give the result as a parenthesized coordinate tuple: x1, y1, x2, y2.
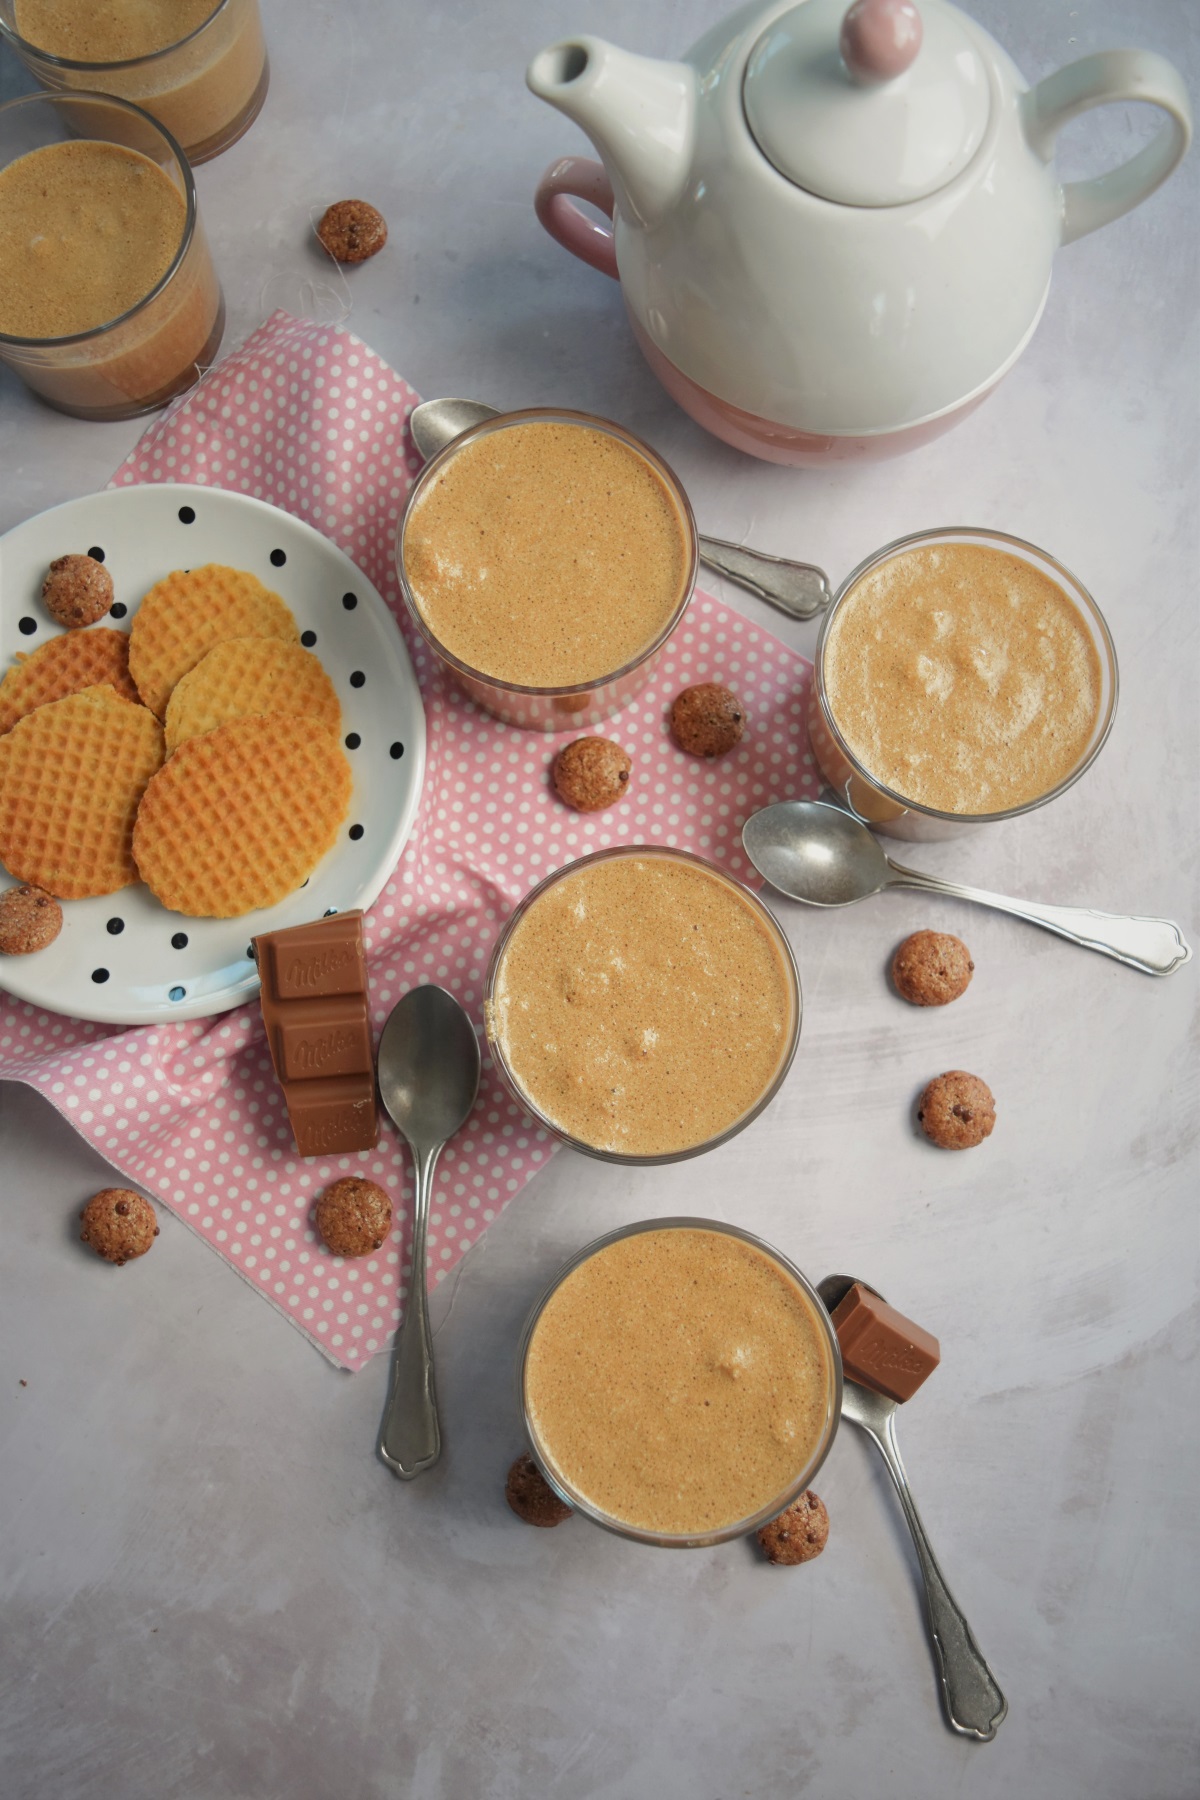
(527, 37, 695, 230)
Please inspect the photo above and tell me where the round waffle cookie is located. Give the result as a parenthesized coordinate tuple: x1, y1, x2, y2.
(132, 713, 353, 917)
(129, 565, 299, 718)
(0, 628, 139, 734)
(164, 637, 342, 755)
(0, 686, 165, 898)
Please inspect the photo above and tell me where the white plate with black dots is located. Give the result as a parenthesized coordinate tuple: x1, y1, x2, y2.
(0, 482, 426, 1025)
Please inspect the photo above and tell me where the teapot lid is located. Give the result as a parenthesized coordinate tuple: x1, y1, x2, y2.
(742, 0, 990, 207)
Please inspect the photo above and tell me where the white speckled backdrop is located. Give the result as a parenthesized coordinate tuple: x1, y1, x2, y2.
(1, 3, 1197, 1796)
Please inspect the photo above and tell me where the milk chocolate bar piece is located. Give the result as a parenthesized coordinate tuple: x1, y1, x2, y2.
(830, 1282, 940, 1403)
(254, 911, 378, 1157)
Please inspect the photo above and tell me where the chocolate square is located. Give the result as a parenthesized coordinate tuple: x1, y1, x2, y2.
(831, 1283, 940, 1403)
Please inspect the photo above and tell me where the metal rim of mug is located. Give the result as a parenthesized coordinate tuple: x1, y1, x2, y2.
(515, 1215, 844, 1549)
(0, 89, 198, 350)
(394, 406, 700, 702)
(0, 0, 236, 72)
(813, 524, 1120, 826)
(483, 843, 802, 1166)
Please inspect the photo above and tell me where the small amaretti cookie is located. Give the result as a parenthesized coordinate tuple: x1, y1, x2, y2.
(669, 683, 746, 757)
(552, 736, 631, 812)
(314, 1178, 393, 1257)
(42, 553, 113, 629)
(79, 1188, 159, 1265)
(506, 1453, 573, 1527)
(316, 200, 388, 263)
(917, 1070, 996, 1149)
(757, 1490, 830, 1565)
(0, 884, 62, 955)
(892, 930, 974, 1006)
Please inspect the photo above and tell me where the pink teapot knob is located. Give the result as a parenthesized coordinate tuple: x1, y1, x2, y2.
(840, 0, 923, 84)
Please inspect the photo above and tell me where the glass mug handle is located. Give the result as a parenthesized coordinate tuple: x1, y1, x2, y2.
(835, 772, 909, 830)
(534, 157, 619, 279)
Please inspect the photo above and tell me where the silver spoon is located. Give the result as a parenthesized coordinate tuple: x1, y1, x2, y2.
(817, 1273, 1008, 1743)
(407, 398, 831, 621)
(376, 985, 481, 1479)
(743, 799, 1192, 976)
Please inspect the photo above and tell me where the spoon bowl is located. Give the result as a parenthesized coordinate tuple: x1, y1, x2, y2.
(376, 985, 481, 1479)
(816, 1273, 1008, 1742)
(377, 982, 481, 1150)
(743, 799, 888, 907)
(409, 396, 496, 461)
(744, 799, 1191, 976)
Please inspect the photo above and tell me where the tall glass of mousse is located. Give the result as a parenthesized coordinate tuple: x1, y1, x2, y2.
(810, 527, 1118, 842)
(0, 0, 268, 164)
(518, 1218, 843, 1548)
(397, 409, 698, 730)
(484, 845, 801, 1164)
(0, 91, 224, 420)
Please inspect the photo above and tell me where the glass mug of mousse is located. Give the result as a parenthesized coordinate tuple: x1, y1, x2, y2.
(397, 408, 698, 731)
(810, 527, 1118, 843)
(484, 845, 801, 1164)
(0, 0, 268, 165)
(0, 91, 224, 421)
(518, 1218, 843, 1548)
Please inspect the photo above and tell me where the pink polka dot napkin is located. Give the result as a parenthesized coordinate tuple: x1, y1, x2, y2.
(0, 311, 818, 1372)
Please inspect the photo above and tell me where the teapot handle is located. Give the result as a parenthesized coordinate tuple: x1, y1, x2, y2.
(1022, 50, 1192, 245)
(534, 157, 619, 279)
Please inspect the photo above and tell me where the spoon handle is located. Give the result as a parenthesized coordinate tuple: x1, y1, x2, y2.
(698, 536, 831, 621)
(885, 862, 1192, 977)
(862, 1413, 1008, 1742)
(378, 1143, 443, 1480)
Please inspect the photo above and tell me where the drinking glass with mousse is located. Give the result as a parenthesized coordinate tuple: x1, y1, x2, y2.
(518, 1218, 843, 1548)
(810, 528, 1118, 841)
(0, 0, 268, 164)
(0, 90, 223, 419)
(397, 409, 698, 730)
(485, 845, 801, 1163)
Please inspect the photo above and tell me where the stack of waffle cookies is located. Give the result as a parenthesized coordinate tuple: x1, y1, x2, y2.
(0, 564, 351, 918)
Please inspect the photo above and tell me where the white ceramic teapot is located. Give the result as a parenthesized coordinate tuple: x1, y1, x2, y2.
(527, 0, 1191, 465)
